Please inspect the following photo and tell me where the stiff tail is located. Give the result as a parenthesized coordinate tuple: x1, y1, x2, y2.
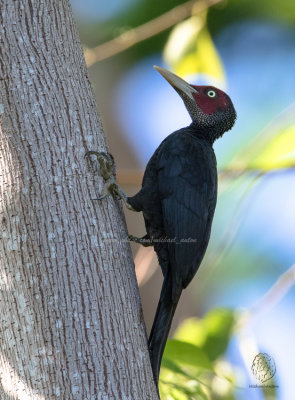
(148, 278, 181, 386)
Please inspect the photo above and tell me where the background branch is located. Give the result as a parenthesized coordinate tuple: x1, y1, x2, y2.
(84, 0, 224, 67)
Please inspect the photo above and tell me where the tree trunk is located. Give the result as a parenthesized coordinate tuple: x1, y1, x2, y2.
(0, 1, 158, 399)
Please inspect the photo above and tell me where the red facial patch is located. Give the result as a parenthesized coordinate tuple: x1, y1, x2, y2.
(191, 85, 229, 115)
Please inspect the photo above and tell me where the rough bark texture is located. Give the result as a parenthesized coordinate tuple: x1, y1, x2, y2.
(0, 1, 157, 399)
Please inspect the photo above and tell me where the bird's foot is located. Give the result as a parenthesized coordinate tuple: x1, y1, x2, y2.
(85, 151, 135, 210)
(85, 151, 115, 180)
(128, 234, 153, 247)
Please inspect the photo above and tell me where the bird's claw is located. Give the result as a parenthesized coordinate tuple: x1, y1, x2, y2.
(128, 234, 153, 247)
(85, 150, 135, 210)
(91, 180, 113, 201)
(85, 151, 115, 181)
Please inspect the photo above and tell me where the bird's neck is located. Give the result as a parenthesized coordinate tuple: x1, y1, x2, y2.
(189, 122, 219, 145)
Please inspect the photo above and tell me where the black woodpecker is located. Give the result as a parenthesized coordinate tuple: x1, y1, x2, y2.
(86, 66, 236, 387)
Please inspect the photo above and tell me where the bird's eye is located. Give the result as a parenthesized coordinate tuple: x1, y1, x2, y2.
(207, 90, 216, 98)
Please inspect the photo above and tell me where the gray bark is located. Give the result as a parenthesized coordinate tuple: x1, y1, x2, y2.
(0, 1, 157, 399)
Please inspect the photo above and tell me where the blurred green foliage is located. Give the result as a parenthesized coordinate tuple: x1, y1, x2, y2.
(229, 117, 295, 173)
(159, 308, 237, 400)
(208, 0, 295, 35)
(79, 0, 295, 64)
(250, 124, 295, 171)
(163, 12, 224, 81)
(174, 309, 235, 361)
(160, 308, 278, 400)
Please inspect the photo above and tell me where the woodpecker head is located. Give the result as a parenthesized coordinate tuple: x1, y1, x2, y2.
(154, 66, 236, 141)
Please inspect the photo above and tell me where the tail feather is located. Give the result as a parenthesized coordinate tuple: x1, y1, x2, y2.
(148, 278, 181, 386)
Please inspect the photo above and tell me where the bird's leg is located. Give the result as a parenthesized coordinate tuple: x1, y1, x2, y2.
(128, 234, 153, 247)
(85, 151, 135, 210)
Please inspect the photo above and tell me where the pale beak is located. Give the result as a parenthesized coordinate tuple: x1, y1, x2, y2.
(154, 65, 198, 101)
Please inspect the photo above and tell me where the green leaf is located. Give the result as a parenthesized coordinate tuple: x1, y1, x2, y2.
(163, 13, 224, 81)
(161, 358, 193, 378)
(202, 308, 236, 361)
(160, 378, 208, 400)
(163, 339, 213, 370)
(174, 308, 236, 362)
(174, 317, 206, 347)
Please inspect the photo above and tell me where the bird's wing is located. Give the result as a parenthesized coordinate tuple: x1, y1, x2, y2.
(157, 135, 216, 298)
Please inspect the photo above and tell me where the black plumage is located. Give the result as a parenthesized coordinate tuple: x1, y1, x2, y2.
(128, 125, 218, 384)
(127, 67, 236, 385)
(129, 126, 218, 292)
